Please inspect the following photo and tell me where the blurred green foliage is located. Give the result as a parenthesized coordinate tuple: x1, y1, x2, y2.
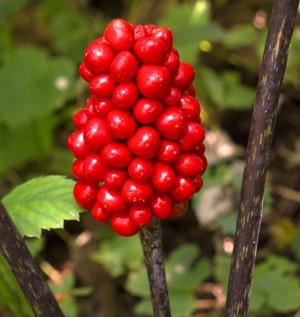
(0, 0, 299, 316)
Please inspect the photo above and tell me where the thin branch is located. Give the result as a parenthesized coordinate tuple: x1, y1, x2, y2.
(0, 201, 64, 317)
(139, 216, 172, 317)
(224, 1, 299, 316)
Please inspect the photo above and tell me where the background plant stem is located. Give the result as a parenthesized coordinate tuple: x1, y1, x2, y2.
(224, 0, 299, 316)
(0, 202, 64, 317)
(139, 216, 171, 317)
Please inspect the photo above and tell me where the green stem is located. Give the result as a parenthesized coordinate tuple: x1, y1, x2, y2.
(139, 217, 171, 317)
(224, 1, 299, 316)
(0, 202, 64, 317)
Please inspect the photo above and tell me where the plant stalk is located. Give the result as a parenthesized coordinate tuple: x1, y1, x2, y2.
(0, 201, 64, 317)
(224, 0, 299, 316)
(139, 216, 171, 317)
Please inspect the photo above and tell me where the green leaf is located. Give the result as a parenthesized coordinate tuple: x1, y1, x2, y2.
(222, 24, 258, 49)
(0, 254, 35, 317)
(0, 0, 30, 19)
(214, 252, 232, 292)
(294, 312, 300, 317)
(92, 234, 143, 277)
(125, 267, 150, 297)
(2, 176, 83, 237)
(0, 46, 76, 127)
(0, 114, 57, 175)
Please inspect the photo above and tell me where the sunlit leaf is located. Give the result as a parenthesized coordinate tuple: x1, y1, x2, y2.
(2, 176, 83, 237)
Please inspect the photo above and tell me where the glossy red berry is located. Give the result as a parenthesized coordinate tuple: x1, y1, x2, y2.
(173, 153, 205, 177)
(84, 41, 115, 75)
(133, 37, 167, 64)
(179, 95, 200, 121)
(128, 157, 154, 182)
(168, 175, 196, 203)
(155, 139, 181, 162)
(127, 126, 161, 159)
(122, 178, 154, 204)
(101, 142, 133, 168)
(106, 109, 137, 139)
(112, 81, 139, 109)
(193, 175, 203, 192)
(79, 62, 94, 82)
(92, 97, 114, 117)
(136, 65, 171, 99)
(73, 109, 88, 129)
(110, 213, 139, 237)
(172, 61, 195, 92)
(83, 153, 110, 182)
(90, 74, 117, 97)
(155, 107, 186, 140)
(162, 86, 181, 107)
(97, 185, 129, 213)
(67, 129, 91, 158)
(72, 159, 95, 182)
(104, 19, 133, 52)
(133, 98, 163, 124)
(110, 51, 138, 82)
(104, 169, 128, 191)
(133, 25, 148, 42)
(151, 27, 173, 53)
(150, 193, 174, 219)
(73, 181, 99, 209)
(178, 122, 205, 152)
(92, 202, 112, 222)
(151, 161, 176, 193)
(129, 204, 152, 227)
(84, 117, 116, 151)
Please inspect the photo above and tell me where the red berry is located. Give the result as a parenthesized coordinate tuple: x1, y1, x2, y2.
(72, 159, 95, 182)
(133, 98, 163, 124)
(79, 62, 94, 82)
(83, 153, 110, 182)
(193, 143, 205, 157)
(128, 157, 154, 182)
(104, 19, 133, 52)
(155, 107, 186, 140)
(97, 185, 129, 213)
(162, 86, 181, 107)
(193, 175, 203, 192)
(172, 62, 195, 92)
(90, 74, 117, 97)
(150, 193, 174, 219)
(104, 169, 128, 191)
(200, 154, 207, 173)
(101, 142, 133, 168)
(92, 202, 112, 222)
(145, 24, 156, 34)
(112, 81, 139, 109)
(67, 129, 91, 158)
(133, 25, 148, 42)
(168, 175, 196, 203)
(151, 160, 176, 193)
(151, 27, 173, 53)
(173, 153, 205, 177)
(84, 97, 98, 118)
(110, 51, 138, 82)
(129, 204, 152, 227)
(133, 37, 167, 64)
(110, 213, 139, 237)
(73, 109, 88, 129)
(186, 85, 196, 97)
(73, 181, 99, 210)
(127, 126, 161, 159)
(122, 179, 154, 204)
(136, 65, 171, 99)
(84, 41, 115, 75)
(84, 117, 116, 151)
(155, 139, 181, 162)
(106, 109, 137, 139)
(178, 122, 205, 152)
(91, 96, 114, 117)
(162, 51, 180, 75)
(179, 95, 200, 121)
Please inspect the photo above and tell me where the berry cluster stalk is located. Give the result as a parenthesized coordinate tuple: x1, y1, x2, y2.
(139, 217, 171, 317)
(0, 202, 64, 317)
(225, 0, 299, 316)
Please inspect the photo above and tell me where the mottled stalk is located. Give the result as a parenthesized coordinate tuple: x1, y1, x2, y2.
(225, 1, 299, 316)
(139, 216, 171, 317)
(0, 202, 64, 317)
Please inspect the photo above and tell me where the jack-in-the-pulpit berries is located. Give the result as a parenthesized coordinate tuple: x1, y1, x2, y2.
(68, 19, 207, 236)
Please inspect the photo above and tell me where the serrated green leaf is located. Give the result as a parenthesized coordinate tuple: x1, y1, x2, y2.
(0, 46, 76, 127)
(2, 176, 83, 237)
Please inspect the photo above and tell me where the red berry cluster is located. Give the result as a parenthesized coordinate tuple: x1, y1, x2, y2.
(68, 19, 207, 236)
